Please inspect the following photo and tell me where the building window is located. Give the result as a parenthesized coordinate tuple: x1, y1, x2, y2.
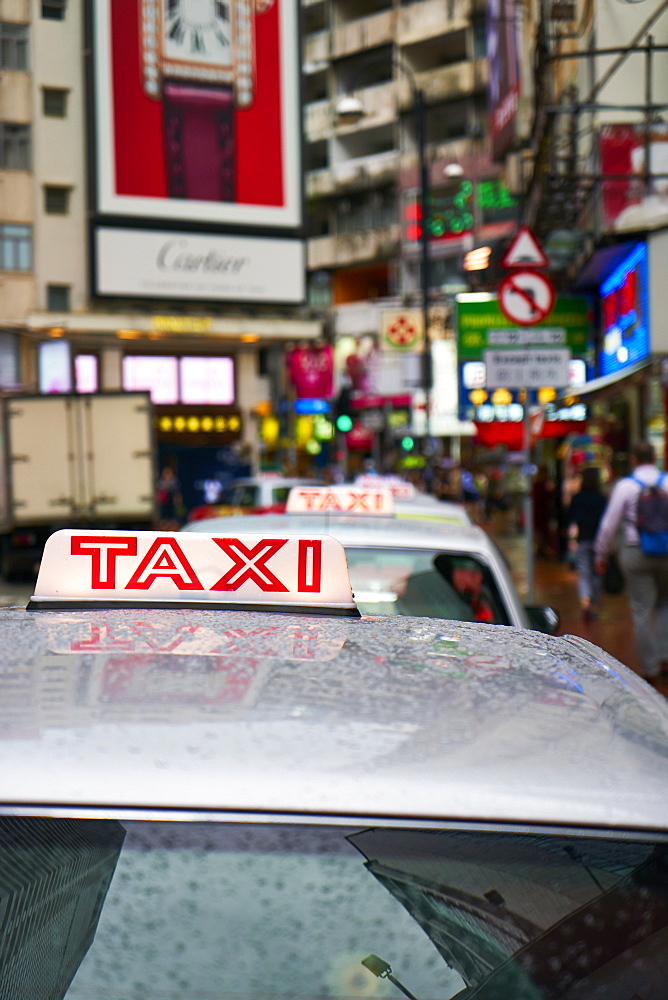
(0, 123, 31, 170)
(44, 185, 71, 214)
(0, 23, 29, 70)
(308, 271, 332, 308)
(42, 87, 68, 117)
(46, 283, 70, 312)
(0, 223, 32, 270)
(0, 333, 19, 387)
(41, 0, 66, 20)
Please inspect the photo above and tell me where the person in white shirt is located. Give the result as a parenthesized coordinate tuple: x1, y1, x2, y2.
(594, 441, 668, 685)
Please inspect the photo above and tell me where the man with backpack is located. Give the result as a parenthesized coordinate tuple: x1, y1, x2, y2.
(595, 441, 668, 686)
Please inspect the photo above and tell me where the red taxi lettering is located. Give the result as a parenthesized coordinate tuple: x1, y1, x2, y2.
(296, 488, 334, 511)
(129, 622, 201, 652)
(297, 539, 322, 592)
(211, 538, 289, 592)
(347, 490, 380, 512)
(70, 624, 135, 651)
(125, 538, 204, 591)
(71, 535, 137, 588)
(319, 491, 345, 510)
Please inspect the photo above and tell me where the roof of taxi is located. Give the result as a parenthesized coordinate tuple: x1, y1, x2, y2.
(1, 604, 667, 831)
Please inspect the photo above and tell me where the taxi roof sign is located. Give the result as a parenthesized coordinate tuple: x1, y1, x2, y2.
(28, 530, 359, 616)
(286, 485, 394, 515)
(355, 475, 417, 500)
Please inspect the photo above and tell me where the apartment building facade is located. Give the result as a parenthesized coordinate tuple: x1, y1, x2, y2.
(302, 0, 520, 405)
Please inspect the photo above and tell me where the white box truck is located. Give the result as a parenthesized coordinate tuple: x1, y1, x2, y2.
(0, 392, 157, 578)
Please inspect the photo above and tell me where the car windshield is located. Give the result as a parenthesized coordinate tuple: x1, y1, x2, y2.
(3, 817, 665, 1000)
(220, 485, 260, 506)
(345, 546, 511, 625)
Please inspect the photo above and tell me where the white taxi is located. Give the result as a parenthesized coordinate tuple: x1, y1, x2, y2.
(353, 474, 472, 525)
(0, 527, 667, 1000)
(184, 485, 556, 632)
(187, 474, 320, 522)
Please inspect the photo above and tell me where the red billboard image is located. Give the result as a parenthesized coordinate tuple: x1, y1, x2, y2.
(93, 0, 302, 228)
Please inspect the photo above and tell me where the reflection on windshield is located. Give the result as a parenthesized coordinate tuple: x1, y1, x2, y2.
(1, 819, 666, 1000)
(0, 816, 125, 1000)
(345, 548, 511, 625)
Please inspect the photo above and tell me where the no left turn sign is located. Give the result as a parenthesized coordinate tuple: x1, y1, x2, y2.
(498, 270, 556, 326)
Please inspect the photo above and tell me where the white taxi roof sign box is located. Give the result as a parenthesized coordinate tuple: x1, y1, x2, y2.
(286, 485, 394, 515)
(27, 529, 359, 616)
(355, 475, 417, 500)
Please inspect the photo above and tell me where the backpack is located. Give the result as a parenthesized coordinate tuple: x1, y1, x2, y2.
(629, 473, 668, 555)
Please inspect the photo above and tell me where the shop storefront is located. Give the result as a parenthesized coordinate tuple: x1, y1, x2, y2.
(567, 235, 665, 469)
(24, 311, 322, 511)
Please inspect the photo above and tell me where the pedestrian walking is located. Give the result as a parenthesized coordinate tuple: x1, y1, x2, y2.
(566, 467, 607, 621)
(594, 441, 668, 685)
(532, 465, 557, 558)
(156, 466, 183, 530)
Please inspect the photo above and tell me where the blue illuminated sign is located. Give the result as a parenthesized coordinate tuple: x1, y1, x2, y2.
(293, 398, 330, 415)
(600, 242, 649, 377)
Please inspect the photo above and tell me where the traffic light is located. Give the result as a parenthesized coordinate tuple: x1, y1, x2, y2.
(401, 436, 415, 451)
(335, 387, 354, 433)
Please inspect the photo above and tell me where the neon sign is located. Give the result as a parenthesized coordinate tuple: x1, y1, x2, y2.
(403, 180, 517, 243)
(600, 243, 649, 377)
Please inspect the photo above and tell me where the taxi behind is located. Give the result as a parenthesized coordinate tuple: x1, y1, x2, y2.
(187, 474, 319, 522)
(184, 485, 556, 632)
(1, 526, 667, 1000)
(354, 474, 472, 525)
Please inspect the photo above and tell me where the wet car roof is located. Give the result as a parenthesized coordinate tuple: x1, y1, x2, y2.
(183, 511, 495, 550)
(1, 605, 667, 831)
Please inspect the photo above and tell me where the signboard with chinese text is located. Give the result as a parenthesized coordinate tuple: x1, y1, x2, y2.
(484, 349, 571, 389)
(456, 295, 591, 361)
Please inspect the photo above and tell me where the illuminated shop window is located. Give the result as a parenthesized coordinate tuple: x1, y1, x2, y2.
(123, 355, 234, 405)
(123, 356, 178, 404)
(39, 339, 72, 394)
(75, 354, 98, 394)
(180, 357, 234, 405)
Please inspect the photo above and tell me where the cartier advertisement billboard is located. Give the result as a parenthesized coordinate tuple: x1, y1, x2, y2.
(96, 226, 305, 302)
(90, 0, 302, 232)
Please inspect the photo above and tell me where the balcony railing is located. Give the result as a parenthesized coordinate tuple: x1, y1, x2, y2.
(304, 30, 330, 66)
(397, 0, 472, 46)
(304, 99, 333, 141)
(331, 10, 395, 59)
(307, 224, 401, 268)
(306, 150, 399, 197)
(397, 58, 488, 105)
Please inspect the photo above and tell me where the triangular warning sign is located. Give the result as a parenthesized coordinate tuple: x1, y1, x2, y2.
(501, 226, 549, 269)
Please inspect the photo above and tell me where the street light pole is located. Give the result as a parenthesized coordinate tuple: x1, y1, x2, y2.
(414, 85, 432, 432)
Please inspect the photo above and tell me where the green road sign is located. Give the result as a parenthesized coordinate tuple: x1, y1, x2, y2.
(456, 294, 591, 361)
